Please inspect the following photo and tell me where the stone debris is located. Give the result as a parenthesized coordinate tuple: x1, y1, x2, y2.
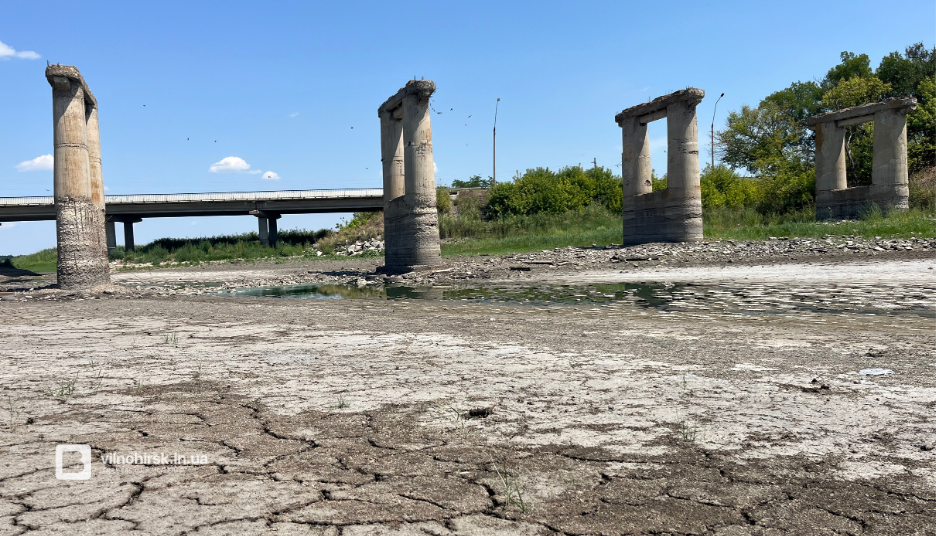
(1, 235, 933, 301)
(316, 238, 385, 257)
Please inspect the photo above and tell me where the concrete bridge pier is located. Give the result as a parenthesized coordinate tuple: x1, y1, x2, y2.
(615, 88, 705, 245)
(378, 80, 442, 273)
(122, 219, 141, 251)
(252, 211, 281, 246)
(106, 220, 117, 252)
(46, 64, 110, 289)
(807, 98, 917, 219)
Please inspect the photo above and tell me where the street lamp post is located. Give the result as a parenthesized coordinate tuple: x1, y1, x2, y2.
(711, 92, 724, 170)
(493, 98, 500, 187)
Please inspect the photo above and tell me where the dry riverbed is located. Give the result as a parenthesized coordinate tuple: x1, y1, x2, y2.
(0, 242, 934, 534)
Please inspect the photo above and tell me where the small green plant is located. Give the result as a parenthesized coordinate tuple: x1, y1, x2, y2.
(163, 333, 180, 345)
(491, 458, 527, 512)
(677, 420, 700, 443)
(5, 397, 20, 429)
(337, 395, 350, 409)
(132, 377, 146, 396)
(87, 359, 105, 394)
(435, 403, 470, 435)
(48, 374, 78, 401)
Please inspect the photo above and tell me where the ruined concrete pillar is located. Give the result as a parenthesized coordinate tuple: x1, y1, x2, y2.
(620, 117, 652, 198)
(86, 105, 105, 212)
(813, 122, 847, 193)
(379, 107, 406, 267)
(871, 108, 910, 209)
(378, 80, 442, 271)
(615, 88, 704, 245)
(47, 65, 110, 289)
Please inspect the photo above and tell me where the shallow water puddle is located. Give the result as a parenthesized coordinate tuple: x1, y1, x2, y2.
(214, 281, 936, 318)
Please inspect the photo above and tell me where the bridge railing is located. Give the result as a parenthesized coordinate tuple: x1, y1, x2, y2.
(0, 188, 384, 206)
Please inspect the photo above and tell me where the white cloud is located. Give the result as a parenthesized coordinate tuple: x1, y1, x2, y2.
(433, 162, 438, 173)
(15, 154, 53, 172)
(0, 40, 40, 60)
(261, 171, 280, 180)
(209, 156, 257, 173)
(289, 112, 299, 118)
(0, 222, 19, 231)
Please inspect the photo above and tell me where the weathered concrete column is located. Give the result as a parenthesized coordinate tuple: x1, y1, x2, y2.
(257, 217, 269, 246)
(379, 108, 406, 266)
(123, 221, 136, 251)
(871, 107, 910, 209)
(47, 65, 110, 289)
(615, 88, 704, 245)
(813, 122, 847, 192)
(619, 117, 652, 198)
(400, 80, 442, 267)
(378, 80, 442, 271)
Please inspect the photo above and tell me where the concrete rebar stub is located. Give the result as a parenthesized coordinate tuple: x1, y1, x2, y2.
(47, 65, 110, 289)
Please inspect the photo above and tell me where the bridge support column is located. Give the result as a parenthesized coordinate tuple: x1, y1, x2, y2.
(258, 217, 269, 246)
(47, 65, 110, 289)
(268, 216, 279, 246)
(122, 219, 140, 251)
(105, 220, 117, 252)
(377, 80, 442, 272)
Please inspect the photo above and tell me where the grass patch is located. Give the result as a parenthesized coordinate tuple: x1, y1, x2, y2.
(441, 203, 622, 257)
(704, 205, 936, 240)
(10, 248, 57, 273)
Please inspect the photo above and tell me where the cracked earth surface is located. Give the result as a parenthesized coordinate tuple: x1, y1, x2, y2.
(0, 258, 934, 535)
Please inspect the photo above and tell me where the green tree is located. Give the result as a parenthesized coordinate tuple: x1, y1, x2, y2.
(876, 43, 936, 172)
(876, 43, 935, 98)
(717, 101, 810, 175)
(451, 175, 494, 188)
(823, 52, 874, 88)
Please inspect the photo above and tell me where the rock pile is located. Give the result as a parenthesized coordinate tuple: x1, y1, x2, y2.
(316, 238, 385, 257)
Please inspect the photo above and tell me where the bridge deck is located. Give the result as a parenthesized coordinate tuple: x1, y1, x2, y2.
(0, 189, 384, 222)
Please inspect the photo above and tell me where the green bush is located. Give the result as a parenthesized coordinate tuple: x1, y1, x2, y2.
(436, 187, 452, 214)
(486, 166, 622, 217)
(700, 165, 761, 209)
(909, 167, 936, 211)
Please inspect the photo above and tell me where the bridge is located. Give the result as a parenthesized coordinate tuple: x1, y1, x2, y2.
(0, 188, 384, 249)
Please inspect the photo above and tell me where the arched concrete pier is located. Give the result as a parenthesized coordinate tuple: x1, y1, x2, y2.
(615, 88, 705, 245)
(807, 97, 917, 219)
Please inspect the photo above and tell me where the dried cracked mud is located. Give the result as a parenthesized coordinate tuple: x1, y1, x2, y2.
(1, 252, 935, 535)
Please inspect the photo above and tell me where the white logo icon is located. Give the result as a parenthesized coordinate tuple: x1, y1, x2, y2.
(55, 444, 91, 480)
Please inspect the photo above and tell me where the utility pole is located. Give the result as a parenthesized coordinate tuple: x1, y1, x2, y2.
(493, 98, 500, 187)
(592, 158, 597, 171)
(711, 92, 724, 170)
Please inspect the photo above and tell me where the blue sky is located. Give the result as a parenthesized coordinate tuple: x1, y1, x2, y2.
(1, 1, 932, 255)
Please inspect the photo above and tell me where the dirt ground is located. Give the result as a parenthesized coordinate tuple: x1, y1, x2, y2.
(0, 251, 934, 535)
